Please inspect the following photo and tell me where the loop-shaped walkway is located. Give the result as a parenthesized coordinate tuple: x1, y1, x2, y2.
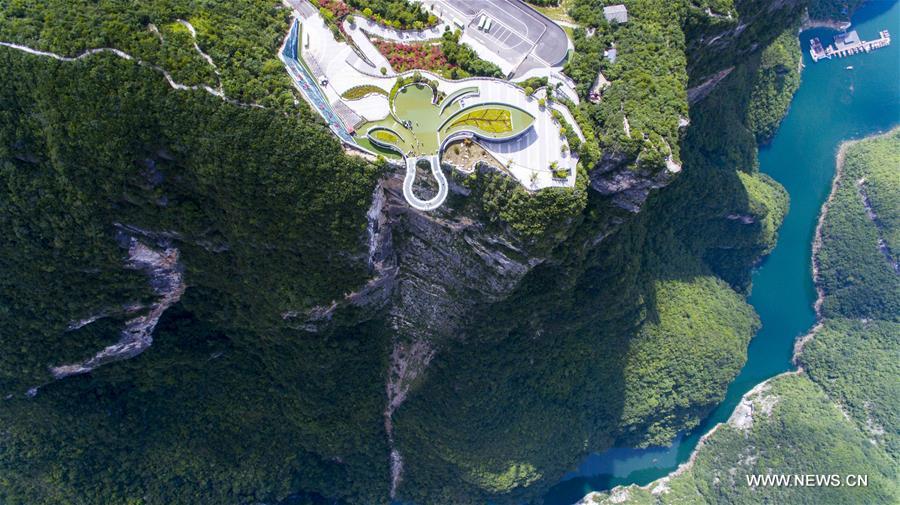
(403, 155, 448, 211)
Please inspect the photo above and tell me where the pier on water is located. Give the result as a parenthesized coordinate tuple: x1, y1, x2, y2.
(810, 29, 891, 62)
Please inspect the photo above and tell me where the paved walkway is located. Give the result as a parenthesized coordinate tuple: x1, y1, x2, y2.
(347, 15, 451, 42)
(342, 19, 395, 74)
(403, 155, 448, 210)
(280, 20, 355, 143)
(282, 1, 581, 209)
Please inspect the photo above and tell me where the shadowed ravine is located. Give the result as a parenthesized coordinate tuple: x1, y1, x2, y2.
(544, 2, 900, 502)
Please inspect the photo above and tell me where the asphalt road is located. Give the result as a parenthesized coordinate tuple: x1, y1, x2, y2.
(448, 0, 568, 67)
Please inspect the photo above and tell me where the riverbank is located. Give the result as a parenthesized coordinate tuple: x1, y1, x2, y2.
(576, 369, 802, 505)
(812, 127, 899, 316)
(556, 2, 900, 502)
(677, 131, 899, 484)
(799, 6, 853, 31)
(580, 126, 900, 505)
(811, 138, 854, 317)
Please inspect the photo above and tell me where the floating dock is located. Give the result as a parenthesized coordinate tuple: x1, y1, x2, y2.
(810, 29, 891, 62)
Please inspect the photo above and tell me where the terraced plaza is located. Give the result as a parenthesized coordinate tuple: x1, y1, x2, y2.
(280, 0, 583, 210)
(357, 83, 533, 156)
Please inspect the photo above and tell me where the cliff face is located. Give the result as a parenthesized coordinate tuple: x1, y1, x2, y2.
(0, 1, 807, 504)
(349, 0, 805, 372)
(686, 0, 806, 89)
(340, 3, 804, 501)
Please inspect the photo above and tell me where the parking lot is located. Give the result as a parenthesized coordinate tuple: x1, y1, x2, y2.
(424, 0, 569, 72)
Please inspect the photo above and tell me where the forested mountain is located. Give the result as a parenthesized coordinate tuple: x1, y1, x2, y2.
(0, 0, 820, 504)
(585, 128, 899, 505)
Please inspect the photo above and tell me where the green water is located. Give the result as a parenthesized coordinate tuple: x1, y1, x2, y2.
(544, 2, 900, 502)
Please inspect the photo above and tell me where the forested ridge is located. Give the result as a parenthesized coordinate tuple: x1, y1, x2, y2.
(586, 129, 900, 505)
(0, 0, 300, 107)
(746, 25, 802, 143)
(566, 0, 691, 171)
(0, 0, 817, 504)
(0, 46, 388, 504)
(389, 6, 802, 500)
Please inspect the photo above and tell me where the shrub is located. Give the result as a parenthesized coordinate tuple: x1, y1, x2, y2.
(374, 41, 452, 73)
(341, 85, 388, 100)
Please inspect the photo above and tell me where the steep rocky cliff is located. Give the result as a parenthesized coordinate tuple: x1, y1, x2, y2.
(0, 1, 807, 504)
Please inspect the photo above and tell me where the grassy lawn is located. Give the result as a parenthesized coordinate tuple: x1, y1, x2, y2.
(530, 0, 576, 24)
(448, 109, 513, 133)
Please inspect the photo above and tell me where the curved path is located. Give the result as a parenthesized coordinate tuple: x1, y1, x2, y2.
(0, 41, 261, 109)
(403, 155, 448, 211)
(346, 14, 451, 42)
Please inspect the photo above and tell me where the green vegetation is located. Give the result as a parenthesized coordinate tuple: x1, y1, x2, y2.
(448, 108, 513, 133)
(801, 319, 900, 460)
(808, 0, 867, 23)
(618, 276, 758, 446)
(802, 128, 900, 462)
(441, 30, 505, 79)
(372, 129, 401, 143)
(0, 44, 387, 503)
(341, 84, 388, 99)
(737, 170, 790, 257)
(517, 76, 549, 92)
(590, 374, 898, 504)
(531, 0, 576, 24)
(390, 52, 801, 495)
(0, 0, 297, 108)
(816, 130, 900, 320)
(373, 32, 503, 80)
(470, 168, 588, 241)
(0, 1, 816, 504)
(312, 0, 350, 39)
(589, 128, 900, 505)
(566, 0, 690, 172)
(746, 25, 802, 142)
(346, 0, 437, 30)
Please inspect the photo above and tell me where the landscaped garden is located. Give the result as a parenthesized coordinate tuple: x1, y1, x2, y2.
(346, 0, 438, 30)
(373, 40, 452, 74)
(369, 32, 505, 79)
(353, 79, 534, 161)
(447, 109, 513, 134)
(341, 84, 388, 100)
(440, 104, 533, 140)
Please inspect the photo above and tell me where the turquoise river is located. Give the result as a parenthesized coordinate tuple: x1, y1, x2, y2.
(545, 1, 900, 503)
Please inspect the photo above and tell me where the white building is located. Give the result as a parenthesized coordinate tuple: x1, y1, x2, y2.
(603, 4, 628, 24)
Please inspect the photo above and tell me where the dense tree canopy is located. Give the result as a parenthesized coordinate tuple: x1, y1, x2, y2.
(0, 0, 813, 504)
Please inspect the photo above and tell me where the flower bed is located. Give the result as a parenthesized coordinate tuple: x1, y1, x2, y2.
(312, 0, 351, 19)
(373, 40, 453, 74)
